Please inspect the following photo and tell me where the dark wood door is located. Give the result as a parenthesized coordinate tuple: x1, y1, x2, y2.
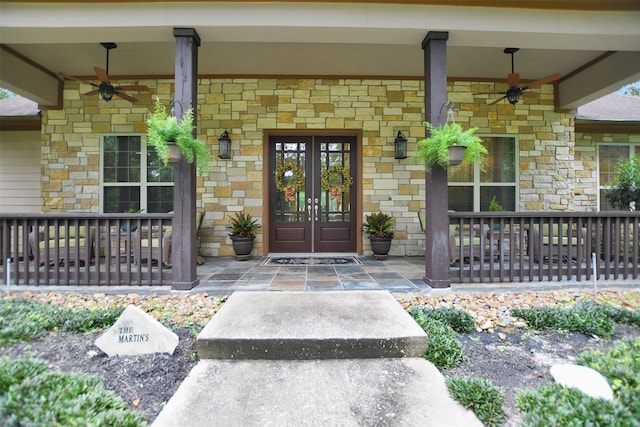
(269, 134, 357, 253)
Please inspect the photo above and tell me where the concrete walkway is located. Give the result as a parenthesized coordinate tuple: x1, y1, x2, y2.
(152, 291, 482, 427)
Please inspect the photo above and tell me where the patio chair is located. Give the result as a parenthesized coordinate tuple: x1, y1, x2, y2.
(29, 224, 95, 266)
(529, 223, 587, 263)
(132, 211, 203, 267)
(418, 210, 487, 265)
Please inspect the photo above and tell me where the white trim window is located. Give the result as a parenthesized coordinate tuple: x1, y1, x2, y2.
(448, 136, 518, 212)
(597, 144, 640, 211)
(101, 135, 174, 213)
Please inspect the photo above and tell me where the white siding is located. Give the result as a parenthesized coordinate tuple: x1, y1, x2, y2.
(0, 131, 41, 213)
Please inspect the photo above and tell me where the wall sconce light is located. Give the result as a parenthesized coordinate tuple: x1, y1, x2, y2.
(218, 131, 231, 159)
(394, 131, 408, 159)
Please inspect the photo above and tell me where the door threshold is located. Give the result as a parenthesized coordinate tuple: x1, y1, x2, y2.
(267, 253, 359, 258)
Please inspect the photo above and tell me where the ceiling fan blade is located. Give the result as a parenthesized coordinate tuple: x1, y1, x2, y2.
(473, 91, 506, 95)
(94, 66, 110, 84)
(522, 91, 539, 98)
(522, 73, 561, 90)
(82, 89, 100, 96)
(507, 73, 520, 87)
(114, 91, 138, 103)
(115, 85, 150, 91)
(489, 95, 508, 105)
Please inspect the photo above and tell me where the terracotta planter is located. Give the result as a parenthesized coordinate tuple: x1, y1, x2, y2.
(369, 236, 392, 260)
(231, 235, 255, 261)
(168, 141, 182, 163)
(447, 145, 466, 166)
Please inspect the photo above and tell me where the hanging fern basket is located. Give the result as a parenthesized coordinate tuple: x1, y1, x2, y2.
(447, 145, 466, 166)
(167, 141, 182, 163)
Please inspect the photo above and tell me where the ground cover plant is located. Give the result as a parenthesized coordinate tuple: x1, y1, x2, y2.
(0, 297, 123, 346)
(0, 358, 145, 427)
(408, 297, 640, 426)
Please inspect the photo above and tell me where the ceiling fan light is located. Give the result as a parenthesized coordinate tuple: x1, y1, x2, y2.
(506, 88, 520, 105)
(98, 82, 114, 101)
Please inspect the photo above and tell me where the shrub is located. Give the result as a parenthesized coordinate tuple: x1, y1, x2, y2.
(0, 298, 123, 345)
(0, 358, 145, 426)
(408, 308, 468, 368)
(516, 384, 637, 427)
(446, 377, 507, 427)
(510, 301, 631, 339)
(577, 338, 640, 420)
(408, 306, 475, 333)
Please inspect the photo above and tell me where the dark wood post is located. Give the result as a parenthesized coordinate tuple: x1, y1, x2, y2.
(422, 31, 451, 288)
(171, 28, 200, 290)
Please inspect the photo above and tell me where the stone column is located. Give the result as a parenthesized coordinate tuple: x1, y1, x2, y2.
(171, 28, 200, 290)
(422, 31, 451, 288)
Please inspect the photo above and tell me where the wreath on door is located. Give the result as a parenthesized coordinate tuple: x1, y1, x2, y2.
(321, 165, 353, 200)
(275, 163, 305, 202)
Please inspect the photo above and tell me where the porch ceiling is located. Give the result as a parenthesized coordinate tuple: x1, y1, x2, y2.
(1, 2, 639, 110)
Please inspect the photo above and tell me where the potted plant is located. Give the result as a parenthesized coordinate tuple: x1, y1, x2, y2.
(228, 212, 262, 260)
(146, 97, 211, 174)
(363, 212, 394, 260)
(488, 195, 503, 230)
(415, 122, 488, 170)
(121, 207, 144, 232)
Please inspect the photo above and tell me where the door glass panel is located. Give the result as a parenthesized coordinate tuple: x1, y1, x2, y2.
(275, 141, 306, 222)
(320, 142, 352, 222)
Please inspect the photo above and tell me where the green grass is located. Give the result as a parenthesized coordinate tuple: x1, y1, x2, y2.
(0, 357, 146, 427)
(446, 377, 507, 427)
(0, 297, 123, 346)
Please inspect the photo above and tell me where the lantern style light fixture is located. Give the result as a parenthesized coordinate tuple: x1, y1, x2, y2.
(218, 131, 231, 159)
(394, 131, 408, 159)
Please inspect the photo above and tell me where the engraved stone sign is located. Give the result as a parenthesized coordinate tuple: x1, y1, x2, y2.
(95, 305, 179, 357)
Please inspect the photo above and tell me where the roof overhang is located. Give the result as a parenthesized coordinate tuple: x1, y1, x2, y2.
(1, 1, 639, 109)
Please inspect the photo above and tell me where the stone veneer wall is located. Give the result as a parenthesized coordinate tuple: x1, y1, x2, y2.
(42, 77, 579, 257)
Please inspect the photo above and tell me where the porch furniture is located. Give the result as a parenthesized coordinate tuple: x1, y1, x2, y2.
(132, 211, 203, 267)
(109, 229, 133, 264)
(529, 223, 587, 263)
(418, 211, 488, 265)
(488, 225, 520, 260)
(29, 225, 95, 266)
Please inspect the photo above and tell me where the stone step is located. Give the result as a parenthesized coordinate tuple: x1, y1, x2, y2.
(152, 357, 483, 427)
(197, 290, 428, 360)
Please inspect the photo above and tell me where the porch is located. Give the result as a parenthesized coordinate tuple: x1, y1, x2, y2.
(2, 212, 640, 288)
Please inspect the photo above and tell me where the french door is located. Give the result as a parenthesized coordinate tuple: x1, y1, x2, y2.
(268, 134, 357, 253)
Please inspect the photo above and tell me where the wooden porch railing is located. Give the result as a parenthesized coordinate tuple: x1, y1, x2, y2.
(3, 212, 640, 287)
(449, 211, 640, 283)
(0, 213, 173, 286)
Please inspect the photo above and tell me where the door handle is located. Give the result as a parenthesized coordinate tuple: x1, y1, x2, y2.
(314, 198, 319, 221)
(307, 198, 312, 221)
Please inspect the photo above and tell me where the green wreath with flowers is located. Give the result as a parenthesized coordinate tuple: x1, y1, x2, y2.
(275, 163, 305, 202)
(321, 165, 353, 193)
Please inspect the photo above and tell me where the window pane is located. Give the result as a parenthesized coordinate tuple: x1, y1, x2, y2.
(448, 160, 473, 182)
(147, 186, 174, 213)
(104, 187, 140, 213)
(480, 137, 515, 183)
(448, 186, 473, 212)
(103, 136, 141, 183)
(480, 187, 516, 211)
(599, 145, 629, 184)
(147, 148, 174, 182)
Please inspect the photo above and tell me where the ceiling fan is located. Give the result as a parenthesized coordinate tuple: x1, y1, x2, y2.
(477, 48, 561, 105)
(66, 42, 150, 103)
